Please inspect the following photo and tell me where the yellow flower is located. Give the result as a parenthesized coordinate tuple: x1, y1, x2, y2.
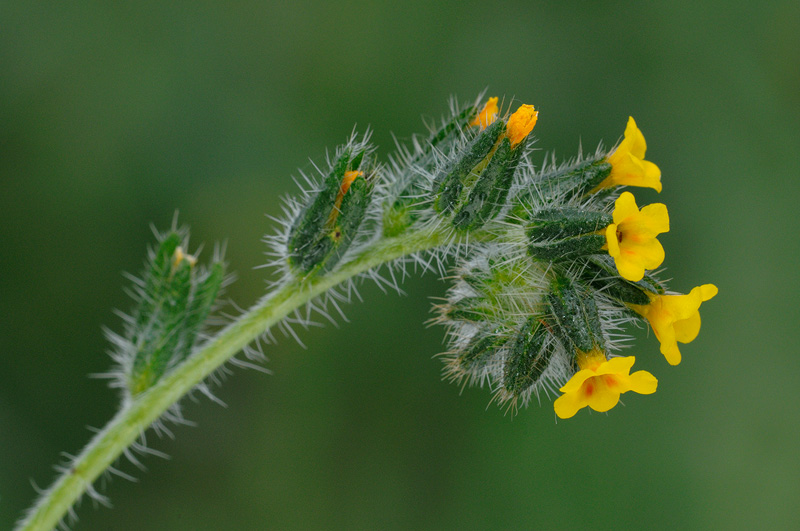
(554, 351, 657, 419)
(629, 284, 718, 365)
(597, 116, 662, 192)
(469, 97, 499, 129)
(505, 104, 538, 148)
(605, 191, 669, 281)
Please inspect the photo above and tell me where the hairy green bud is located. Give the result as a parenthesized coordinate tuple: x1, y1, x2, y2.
(127, 232, 226, 395)
(502, 316, 553, 396)
(431, 118, 504, 214)
(287, 147, 373, 273)
(452, 136, 524, 231)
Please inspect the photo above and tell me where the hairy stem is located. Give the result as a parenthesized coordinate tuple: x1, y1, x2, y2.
(16, 225, 468, 531)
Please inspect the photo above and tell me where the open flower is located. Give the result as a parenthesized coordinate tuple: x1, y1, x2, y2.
(629, 284, 718, 365)
(605, 191, 669, 281)
(470, 97, 499, 129)
(554, 351, 657, 419)
(596, 116, 662, 192)
(505, 104, 538, 148)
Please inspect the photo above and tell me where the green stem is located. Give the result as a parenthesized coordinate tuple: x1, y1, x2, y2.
(16, 226, 462, 531)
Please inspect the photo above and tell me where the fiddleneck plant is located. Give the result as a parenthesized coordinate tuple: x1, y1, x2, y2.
(16, 95, 717, 530)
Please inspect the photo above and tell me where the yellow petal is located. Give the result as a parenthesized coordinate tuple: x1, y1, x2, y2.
(605, 224, 621, 257)
(627, 238, 665, 270)
(642, 160, 663, 192)
(597, 117, 661, 193)
(661, 340, 682, 365)
(585, 377, 622, 412)
(554, 391, 585, 419)
(660, 292, 702, 321)
(637, 203, 670, 234)
(613, 192, 640, 224)
(673, 311, 701, 343)
(615, 254, 646, 282)
(623, 116, 647, 159)
(506, 104, 538, 147)
(559, 368, 597, 393)
(625, 370, 658, 395)
(470, 97, 499, 129)
(699, 284, 719, 301)
(597, 356, 636, 376)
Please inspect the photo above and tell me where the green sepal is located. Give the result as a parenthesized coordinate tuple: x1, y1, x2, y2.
(174, 261, 226, 364)
(287, 149, 351, 269)
(287, 148, 374, 274)
(507, 158, 612, 223)
(528, 208, 612, 241)
(546, 274, 605, 354)
(406, 103, 477, 169)
(127, 233, 227, 396)
(349, 150, 365, 172)
(384, 103, 480, 237)
(130, 254, 193, 394)
(457, 326, 508, 372)
(452, 136, 523, 231)
(444, 297, 498, 323)
(318, 173, 374, 273)
(432, 119, 504, 213)
(527, 208, 611, 261)
(382, 203, 416, 238)
(503, 316, 554, 396)
(545, 159, 612, 197)
(583, 257, 665, 305)
(131, 232, 182, 344)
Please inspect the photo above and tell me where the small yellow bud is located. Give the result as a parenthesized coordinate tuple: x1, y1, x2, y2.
(469, 97, 499, 130)
(505, 104, 538, 148)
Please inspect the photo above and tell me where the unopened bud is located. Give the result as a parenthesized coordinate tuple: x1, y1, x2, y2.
(503, 316, 553, 396)
(127, 232, 226, 395)
(432, 118, 504, 214)
(287, 148, 373, 273)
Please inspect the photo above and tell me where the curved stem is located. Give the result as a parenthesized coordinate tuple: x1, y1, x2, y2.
(16, 226, 462, 531)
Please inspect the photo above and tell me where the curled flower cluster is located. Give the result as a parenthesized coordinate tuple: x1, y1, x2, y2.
(272, 95, 717, 419)
(430, 101, 717, 418)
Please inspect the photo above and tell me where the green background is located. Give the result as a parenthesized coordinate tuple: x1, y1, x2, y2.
(2, 1, 798, 529)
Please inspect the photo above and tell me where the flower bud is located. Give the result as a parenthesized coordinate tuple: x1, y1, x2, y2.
(451, 135, 523, 230)
(502, 316, 553, 396)
(127, 232, 226, 395)
(432, 103, 537, 225)
(287, 148, 373, 273)
(432, 118, 505, 214)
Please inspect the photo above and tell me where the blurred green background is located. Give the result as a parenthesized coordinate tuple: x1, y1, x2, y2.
(2, 1, 798, 529)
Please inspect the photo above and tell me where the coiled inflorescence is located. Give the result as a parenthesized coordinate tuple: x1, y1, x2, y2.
(276, 96, 717, 418)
